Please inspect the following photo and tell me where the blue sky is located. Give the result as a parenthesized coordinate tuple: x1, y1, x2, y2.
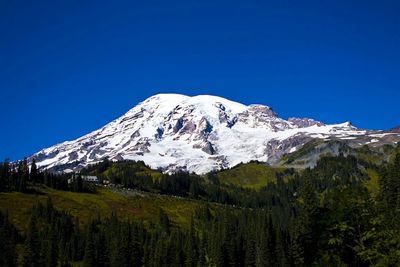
(1, 0, 399, 160)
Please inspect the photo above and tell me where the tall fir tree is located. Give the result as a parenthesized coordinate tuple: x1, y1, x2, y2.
(23, 215, 41, 267)
(30, 158, 38, 184)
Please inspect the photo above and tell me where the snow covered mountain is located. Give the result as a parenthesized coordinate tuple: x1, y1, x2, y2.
(31, 94, 400, 174)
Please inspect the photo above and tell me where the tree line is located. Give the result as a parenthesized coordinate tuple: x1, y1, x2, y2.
(1, 152, 400, 266)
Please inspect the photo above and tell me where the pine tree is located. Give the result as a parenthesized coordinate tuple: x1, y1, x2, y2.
(275, 229, 289, 267)
(23, 158, 29, 187)
(289, 171, 320, 267)
(30, 158, 38, 184)
(197, 235, 207, 267)
(83, 223, 97, 267)
(23, 216, 41, 267)
(0, 211, 18, 267)
(110, 226, 130, 267)
(185, 219, 198, 267)
(130, 225, 143, 266)
(265, 214, 277, 266)
(244, 237, 256, 267)
(255, 237, 267, 267)
(41, 226, 59, 267)
(17, 160, 27, 192)
(0, 159, 11, 192)
(77, 174, 83, 192)
(159, 208, 170, 234)
(96, 231, 109, 267)
(381, 154, 400, 227)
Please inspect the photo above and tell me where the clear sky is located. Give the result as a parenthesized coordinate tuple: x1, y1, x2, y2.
(1, 0, 399, 160)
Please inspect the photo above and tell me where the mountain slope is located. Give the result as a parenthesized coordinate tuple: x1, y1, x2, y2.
(32, 94, 400, 173)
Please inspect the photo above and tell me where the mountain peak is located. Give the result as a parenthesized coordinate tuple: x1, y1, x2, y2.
(145, 93, 189, 102)
(31, 93, 398, 174)
(146, 93, 246, 110)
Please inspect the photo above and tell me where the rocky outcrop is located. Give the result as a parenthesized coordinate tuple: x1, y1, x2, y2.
(288, 117, 325, 128)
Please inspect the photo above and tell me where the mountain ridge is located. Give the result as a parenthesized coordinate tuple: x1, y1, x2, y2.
(31, 93, 400, 173)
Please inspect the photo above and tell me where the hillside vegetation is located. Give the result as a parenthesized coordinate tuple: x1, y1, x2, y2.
(1, 145, 400, 266)
(216, 162, 288, 190)
(0, 186, 203, 232)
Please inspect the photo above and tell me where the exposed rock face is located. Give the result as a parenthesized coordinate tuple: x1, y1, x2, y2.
(389, 126, 400, 133)
(193, 141, 215, 155)
(288, 117, 325, 128)
(30, 94, 400, 174)
(264, 134, 315, 164)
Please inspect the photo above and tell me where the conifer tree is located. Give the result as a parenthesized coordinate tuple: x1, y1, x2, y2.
(30, 158, 38, 184)
(83, 223, 96, 267)
(0, 211, 18, 267)
(159, 208, 170, 234)
(17, 160, 27, 192)
(23, 216, 41, 267)
(185, 219, 198, 267)
(41, 225, 59, 267)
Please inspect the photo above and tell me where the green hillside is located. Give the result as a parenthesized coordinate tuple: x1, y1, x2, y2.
(216, 162, 286, 189)
(0, 186, 202, 232)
